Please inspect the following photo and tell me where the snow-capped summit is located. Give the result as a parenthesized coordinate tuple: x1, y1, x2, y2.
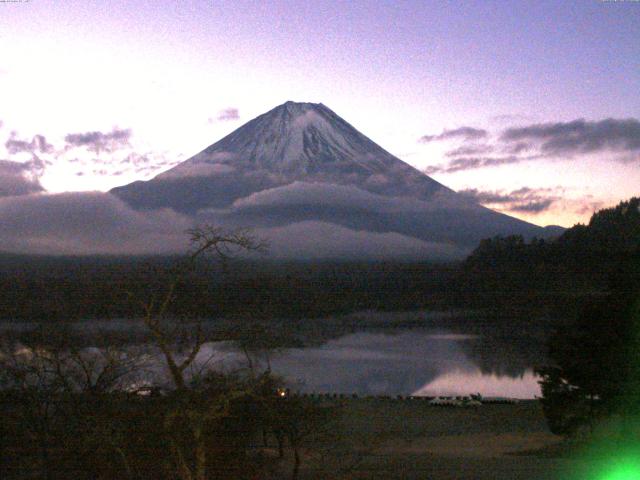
(153, 101, 445, 201)
(111, 101, 545, 259)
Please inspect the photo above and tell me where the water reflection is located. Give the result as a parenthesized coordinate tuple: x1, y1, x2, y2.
(413, 369, 540, 399)
(265, 330, 541, 398)
(0, 311, 547, 398)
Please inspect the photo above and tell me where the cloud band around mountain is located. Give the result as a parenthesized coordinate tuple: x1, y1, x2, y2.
(0, 189, 470, 260)
(0, 159, 45, 197)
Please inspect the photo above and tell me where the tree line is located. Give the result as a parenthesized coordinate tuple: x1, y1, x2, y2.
(0, 255, 456, 322)
(464, 197, 640, 440)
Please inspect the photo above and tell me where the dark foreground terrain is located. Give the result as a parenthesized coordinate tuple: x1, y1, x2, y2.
(0, 388, 576, 480)
(276, 398, 582, 480)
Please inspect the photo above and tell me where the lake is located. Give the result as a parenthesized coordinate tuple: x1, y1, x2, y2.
(196, 326, 544, 398)
(0, 310, 547, 398)
(257, 330, 539, 398)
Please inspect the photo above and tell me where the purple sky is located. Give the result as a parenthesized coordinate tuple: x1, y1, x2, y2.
(0, 0, 639, 226)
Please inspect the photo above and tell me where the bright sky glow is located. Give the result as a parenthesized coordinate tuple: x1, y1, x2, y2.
(1, 0, 639, 226)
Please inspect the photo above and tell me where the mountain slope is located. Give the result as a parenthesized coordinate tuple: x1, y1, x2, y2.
(111, 101, 545, 258)
(113, 102, 449, 210)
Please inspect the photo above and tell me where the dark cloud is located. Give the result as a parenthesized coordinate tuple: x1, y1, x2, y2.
(217, 108, 240, 121)
(503, 141, 531, 155)
(425, 155, 532, 174)
(459, 187, 550, 204)
(501, 118, 640, 155)
(5, 133, 54, 155)
(459, 187, 614, 219)
(426, 117, 640, 174)
(509, 199, 554, 213)
(458, 188, 519, 204)
(420, 126, 488, 143)
(444, 144, 494, 158)
(458, 187, 560, 215)
(2, 123, 171, 182)
(0, 159, 45, 197)
(66, 151, 172, 180)
(64, 127, 131, 153)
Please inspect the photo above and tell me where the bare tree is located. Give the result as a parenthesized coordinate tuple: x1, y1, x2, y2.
(228, 320, 297, 374)
(135, 226, 266, 391)
(0, 338, 63, 480)
(261, 395, 342, 480)
(0, 328, 146, 480)
(132, 225, 267, 480)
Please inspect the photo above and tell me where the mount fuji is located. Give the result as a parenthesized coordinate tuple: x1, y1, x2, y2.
(111, 101, 546, 260)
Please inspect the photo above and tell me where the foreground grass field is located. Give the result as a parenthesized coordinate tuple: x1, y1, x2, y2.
(276, 398, 586, 480)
